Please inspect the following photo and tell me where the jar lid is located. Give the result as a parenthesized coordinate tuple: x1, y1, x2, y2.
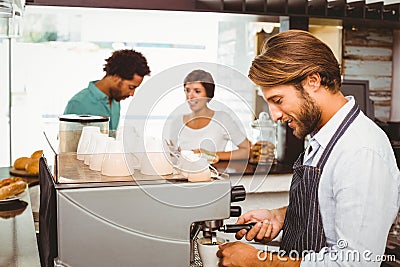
(59, 114, 109, 123)
(251, 112, 275, 128)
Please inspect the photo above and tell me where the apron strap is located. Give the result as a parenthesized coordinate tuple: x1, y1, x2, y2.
(317, 103, 361, 170)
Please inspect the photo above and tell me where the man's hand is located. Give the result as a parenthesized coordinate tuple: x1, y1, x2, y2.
(217, 241, 261, 267)
(235, 207, 287, 243)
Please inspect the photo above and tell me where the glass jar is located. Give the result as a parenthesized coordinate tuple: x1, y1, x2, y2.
(249, 112, 277, 165)
(59, 114, 109, 153)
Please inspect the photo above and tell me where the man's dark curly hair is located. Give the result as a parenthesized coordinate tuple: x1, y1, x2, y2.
(103, 49, 151, 80)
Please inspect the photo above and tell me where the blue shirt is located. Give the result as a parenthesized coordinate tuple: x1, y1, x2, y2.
(64, 81, 120, 130)
(301, 96, 400, 266)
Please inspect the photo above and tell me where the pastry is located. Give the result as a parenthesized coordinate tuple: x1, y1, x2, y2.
(0, 177, 23, 188)
(30, 150, 43, 159)
(13, 157, 32, 170)
(0, 178, 27, 200)
(25, 158, 39, 175)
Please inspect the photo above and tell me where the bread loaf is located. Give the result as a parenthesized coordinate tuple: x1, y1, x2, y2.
(25, 158, 39, 175)
(0, 178, 27, 200)
(13, 157, 32, 170)
(0, 177, 22, 188)
(30, 150, 43, 159)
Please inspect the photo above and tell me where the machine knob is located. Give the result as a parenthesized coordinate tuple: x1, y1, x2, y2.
(231, 185, 246, 202)
(230, 206, 242, 217)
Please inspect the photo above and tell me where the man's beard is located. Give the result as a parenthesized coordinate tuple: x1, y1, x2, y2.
(292, 90, 322, 139)
(110, 82, 123, 102)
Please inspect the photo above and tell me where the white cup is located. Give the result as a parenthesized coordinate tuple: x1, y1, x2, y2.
(77, 126, 100, 160)
(101, 139, 132, 176)
(177, 152, 211, 182)
(125, 153, 141, 172)
(84, 132, 102, 165)
(140, 152, 173, 176)
(89, 135, 112, 171)
(187, 168, 211, 182)
(123, 132, 143, 170)
(197, 237, 226, 267)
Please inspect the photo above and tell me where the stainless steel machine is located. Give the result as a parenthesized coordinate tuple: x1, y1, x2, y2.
(40, 153, 249, 267)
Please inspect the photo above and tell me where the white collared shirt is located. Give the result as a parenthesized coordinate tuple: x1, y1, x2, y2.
(301, 96, 400, 266)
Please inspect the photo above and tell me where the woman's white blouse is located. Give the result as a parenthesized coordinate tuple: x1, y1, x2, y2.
(168, 110, 246, 152)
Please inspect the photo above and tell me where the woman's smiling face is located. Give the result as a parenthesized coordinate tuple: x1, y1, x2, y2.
(184, 82, 209, 112)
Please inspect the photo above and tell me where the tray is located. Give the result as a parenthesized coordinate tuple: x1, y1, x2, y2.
(0, 198, 28, 218)
(9, 168, 38, 178)
(0, 190, 27, 203)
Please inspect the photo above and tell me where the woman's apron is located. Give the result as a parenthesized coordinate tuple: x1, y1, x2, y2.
(280, 103, 360, 254)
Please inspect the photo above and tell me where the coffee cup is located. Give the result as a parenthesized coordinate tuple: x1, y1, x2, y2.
(177, 152, 211, 182)
(197, 237, 226, 267)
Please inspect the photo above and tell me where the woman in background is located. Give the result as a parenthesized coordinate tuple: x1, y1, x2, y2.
(168, 69, 250, 161)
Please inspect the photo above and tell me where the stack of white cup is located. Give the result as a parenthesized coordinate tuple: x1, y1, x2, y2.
(101, 139, 132, 176)
(76, 126, 100, 160)
(89, 134, 112, 171)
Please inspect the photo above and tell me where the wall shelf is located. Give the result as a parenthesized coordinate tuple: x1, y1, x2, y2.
(25, 0, 400, 27)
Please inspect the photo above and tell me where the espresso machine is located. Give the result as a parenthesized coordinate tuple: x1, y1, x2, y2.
(43, 153, 249, 267)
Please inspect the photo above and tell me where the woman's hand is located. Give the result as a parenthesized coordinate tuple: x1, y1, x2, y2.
(192, 148, 219, 163)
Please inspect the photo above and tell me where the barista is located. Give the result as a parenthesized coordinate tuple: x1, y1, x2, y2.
(217, 30, 400, 266)
(168, 69, 250, 161)
(64, 49, 151, 131)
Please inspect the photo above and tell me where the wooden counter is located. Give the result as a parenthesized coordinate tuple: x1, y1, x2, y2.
(0, 167, 41, 267)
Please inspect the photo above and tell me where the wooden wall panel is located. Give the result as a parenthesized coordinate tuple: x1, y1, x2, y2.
(344, 60, 392, 75)
(344, 46, 392, 60)
(343, 28, 393, 121)
(344, 29, 393, 46)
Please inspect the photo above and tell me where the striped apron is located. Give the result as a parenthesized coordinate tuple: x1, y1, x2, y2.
(280, 103, 360, 254)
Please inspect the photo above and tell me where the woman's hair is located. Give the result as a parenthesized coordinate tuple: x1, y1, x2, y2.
(248, 30, 341, 93)
(103, 49, 151, 80)
(183, 69, 215, 99)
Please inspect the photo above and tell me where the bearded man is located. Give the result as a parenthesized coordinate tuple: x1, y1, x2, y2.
(64, 49, 150, 130)
(217, 30, 400, 267)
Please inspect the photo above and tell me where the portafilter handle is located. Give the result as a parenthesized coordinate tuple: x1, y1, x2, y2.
(218, 222, 257, 233)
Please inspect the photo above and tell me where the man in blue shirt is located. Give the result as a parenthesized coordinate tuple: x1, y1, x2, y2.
(64, 49, 151, 130)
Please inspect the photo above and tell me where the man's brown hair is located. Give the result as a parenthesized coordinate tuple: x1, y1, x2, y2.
(248, 30, 341, 93)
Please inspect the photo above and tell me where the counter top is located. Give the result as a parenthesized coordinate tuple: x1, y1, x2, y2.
(0, 167, 41, 267)
(212, 160, 293, 177)
(53, 156, 293, 193)
(212, 160, 293, 193)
